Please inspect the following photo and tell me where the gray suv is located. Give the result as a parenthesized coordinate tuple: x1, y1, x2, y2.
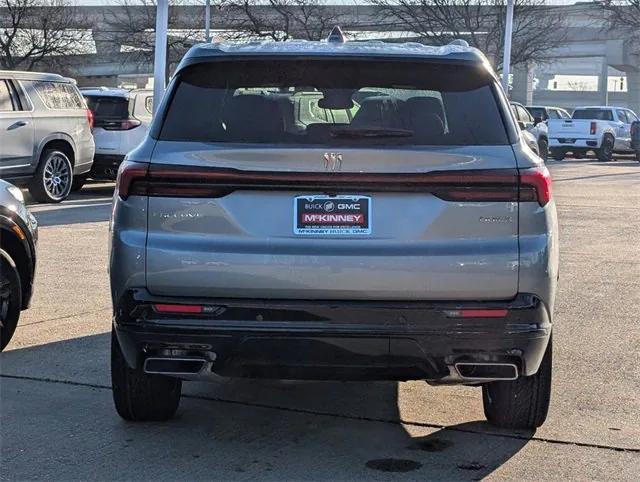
(110, 35, 559, 429)
(0, 71, 95, 203)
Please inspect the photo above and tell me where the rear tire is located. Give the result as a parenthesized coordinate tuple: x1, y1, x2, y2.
(482, 336, 552, 429)
(111, 329, 182, 421)
(29, 149, 73, 203)
(537, 138, 549, 160)
(596, 135, 614, 162)
(635, 150, 640, 163)
(0, 253, 22, 351)
(550, 148, 566, 161)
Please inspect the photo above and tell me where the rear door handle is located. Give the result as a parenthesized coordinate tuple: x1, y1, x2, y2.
(7, 120, 29, 130)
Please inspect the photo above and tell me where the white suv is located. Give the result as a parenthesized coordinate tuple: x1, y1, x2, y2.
(80, 88, 152, 182)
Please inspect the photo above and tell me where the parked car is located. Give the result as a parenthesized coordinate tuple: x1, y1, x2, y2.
(631, 120, 640, 162)
(525, 105, 571, 124)
(80, 88, 153, 182)
(0, 71, 95, 203)
(109, 32, 558, 429)
(548, 106, 639, 161)
(511, 101, 549, 158)
(0, 179, 37, 350)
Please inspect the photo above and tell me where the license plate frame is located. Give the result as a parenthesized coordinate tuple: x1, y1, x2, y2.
(293, 195, 371, 235)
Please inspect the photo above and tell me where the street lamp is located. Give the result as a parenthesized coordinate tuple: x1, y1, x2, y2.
(205, 0, 212, 42)
(153, 0, 169, 115)
(501, 0, 515, 94)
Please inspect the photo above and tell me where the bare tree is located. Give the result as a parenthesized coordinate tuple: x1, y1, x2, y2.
(103, 0, 202, 74)
(218, 0, 344, 41)
(602, 1, 640, 40)
(369, 0, 567, 71)
(0, 0, 87, 70)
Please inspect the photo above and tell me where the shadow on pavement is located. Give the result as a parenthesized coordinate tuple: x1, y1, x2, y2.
(1, 333, 533, 479)
(27, 184, 115, 227)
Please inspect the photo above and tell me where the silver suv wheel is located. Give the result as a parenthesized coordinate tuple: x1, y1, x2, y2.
(29, 149, 74, 203)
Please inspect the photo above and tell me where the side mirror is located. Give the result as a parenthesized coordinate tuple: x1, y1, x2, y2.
(534, 116, 543, 125)
(518, 121, 527, 130)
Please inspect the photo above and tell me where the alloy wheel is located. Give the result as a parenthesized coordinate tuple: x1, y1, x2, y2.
(43, 154, 71, 200)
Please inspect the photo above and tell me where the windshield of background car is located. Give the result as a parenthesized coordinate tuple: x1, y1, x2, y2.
(158, 59, 509, 146)
(572, 109, 613, 121)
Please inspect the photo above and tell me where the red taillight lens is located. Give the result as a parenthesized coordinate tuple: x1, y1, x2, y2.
(116, 160, 149, 200)
(86, 109, 94, 130)
(590, 121, 597, 135)
(120, 119, 141, 130)
(519, 167, 552, 207)
(102, 118, 141, 131)
(116, 165, 551, 207)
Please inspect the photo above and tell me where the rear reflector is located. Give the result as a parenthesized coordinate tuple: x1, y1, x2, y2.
(153, 304, 204, 314)
(445, 309, 509, 318)
(117, 163, 552, 207)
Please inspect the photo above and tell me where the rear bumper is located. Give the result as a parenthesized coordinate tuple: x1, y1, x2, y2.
(114, 291, 552, 383)
(549, 138, 599, 149)
(90, 154, 125, 179)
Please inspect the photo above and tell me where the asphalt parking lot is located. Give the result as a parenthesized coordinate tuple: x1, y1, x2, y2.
(1, 158, 639, 480)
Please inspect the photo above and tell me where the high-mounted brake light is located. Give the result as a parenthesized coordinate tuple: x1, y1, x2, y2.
(590, 121, 597, 135)
(519, 167, 552, 207)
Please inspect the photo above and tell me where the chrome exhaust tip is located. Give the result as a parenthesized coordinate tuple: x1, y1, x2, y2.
(143, 357, 207, 376)
(454, 362, 518, 381)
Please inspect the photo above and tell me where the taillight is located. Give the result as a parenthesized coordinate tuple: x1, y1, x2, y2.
(103, 118, 141, 131)
(86, 109, 94, 130)
(115, 165, 552, 207)
(632, 122, 638, 137)
(590, 121, 597, 135)
(116, 160, 149, 200)
(519, 167, 552, 207)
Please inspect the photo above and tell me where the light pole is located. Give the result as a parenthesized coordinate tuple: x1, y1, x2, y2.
(501, 0, 515, 94)
(205, 0, 211, 42)
(152, 0, 169, 115)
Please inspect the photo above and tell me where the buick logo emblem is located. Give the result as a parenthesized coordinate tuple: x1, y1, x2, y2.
(323, 201, 335, 212)
(323, 152, 342, 172)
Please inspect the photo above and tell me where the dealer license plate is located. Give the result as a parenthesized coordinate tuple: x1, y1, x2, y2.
(294, 195, 371, 235)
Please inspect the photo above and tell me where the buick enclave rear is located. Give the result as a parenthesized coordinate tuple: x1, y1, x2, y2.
(109, 38, 558, 429)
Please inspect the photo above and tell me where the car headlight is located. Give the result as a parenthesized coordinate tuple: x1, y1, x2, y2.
(6, 185, 24, 204)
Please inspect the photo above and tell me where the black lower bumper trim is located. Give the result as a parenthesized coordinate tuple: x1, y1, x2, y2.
(114, 291, 552, 382)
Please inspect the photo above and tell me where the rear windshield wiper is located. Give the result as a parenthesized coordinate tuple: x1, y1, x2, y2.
(330, 127, 414, 138)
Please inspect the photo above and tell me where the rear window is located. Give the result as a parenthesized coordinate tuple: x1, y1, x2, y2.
(527, 107, 545, 120)
(32, 81, 84, 110)
(158, 59, 509, 146)
(84, 95, 130, 120)
(572, 109, 613, 121)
